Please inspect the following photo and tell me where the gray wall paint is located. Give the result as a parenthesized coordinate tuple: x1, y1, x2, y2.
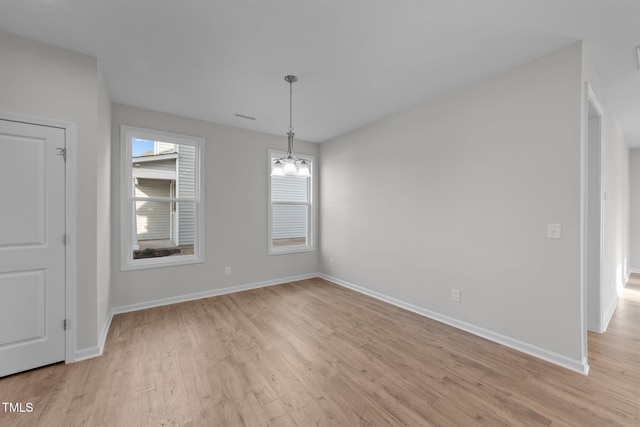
(0, 31, 109, 351)
(630, 149, 640, 272)
(96, 67, 112, 345)
(111, 104, 319, 307)
(320, 44, 586, 362)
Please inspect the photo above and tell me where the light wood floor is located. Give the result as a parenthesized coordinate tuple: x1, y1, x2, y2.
(1, 277, 638, 426)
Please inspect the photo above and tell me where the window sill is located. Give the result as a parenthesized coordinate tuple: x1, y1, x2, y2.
(121, 254, 204, 271)
(268, 246, 315, 256)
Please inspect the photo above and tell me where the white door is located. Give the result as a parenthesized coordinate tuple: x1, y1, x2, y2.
(0, 119, 66, 377)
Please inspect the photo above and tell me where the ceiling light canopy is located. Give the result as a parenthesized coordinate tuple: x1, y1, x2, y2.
(271, 75, 310, 178)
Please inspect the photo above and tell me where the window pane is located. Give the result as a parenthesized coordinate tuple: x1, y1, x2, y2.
(131, 141, 195, 200)
(132, 138, 156, 156)
(272, 204, 307, 247)
(132, 201, 194, 259)
(123, 126, 204, 270)
(176, 144, 196, 200)
(268, 150, 313, 255)
(271, 175, 308, 203)
(176, 201, 196, 247)
(133, 177, 172, 199)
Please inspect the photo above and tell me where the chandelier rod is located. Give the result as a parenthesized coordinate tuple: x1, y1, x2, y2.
(285, 75, 297, 133)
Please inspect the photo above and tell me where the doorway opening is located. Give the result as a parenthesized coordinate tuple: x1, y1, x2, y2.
(585, 85, 603, 334)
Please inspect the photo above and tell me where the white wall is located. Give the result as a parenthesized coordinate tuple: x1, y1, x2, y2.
(582, 48, 630, 330)
(0, 31, 110, 353)
(630, 149, 640, 272)
(110, 104, 319, 308)
(96, 67, 112, 348)
(320, 43, 586, 370)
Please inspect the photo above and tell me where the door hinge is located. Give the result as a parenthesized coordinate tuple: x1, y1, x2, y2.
(63, 234, 71, 245)
(57, 147, 67, 161)
(64, 319, 70, 331)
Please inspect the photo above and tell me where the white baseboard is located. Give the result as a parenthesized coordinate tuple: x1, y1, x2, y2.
(601, 294, 620, 333)
(111, 273, 318, 315)
(75, 345, 101, 362)
(319, 273, 589, 376)
(74, 311, 114, 362)
(75, 272, 589, 375)
(629, 268, 640, 275)
(74, 273, 319, 362)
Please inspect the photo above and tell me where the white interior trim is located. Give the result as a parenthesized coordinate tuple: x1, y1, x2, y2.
(111, 273, 318, 315)
(320, 273, 590, 375)
(75, 309, 113, 362)
(601, 294, 620, 333)
(582, 82, 605, 343)
(0, 110, 77, 364)
(76, 273, 319, 360)
(267, 149, 315, 255)
(120, 125, 205, 271)
(77, 270, 591, 374)
(586, 83, 605, 118)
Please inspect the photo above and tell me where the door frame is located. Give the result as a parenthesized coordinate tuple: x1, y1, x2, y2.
(585, 84, 604, 335)
(580, 83, 604, 374)
(0, 110, 77, 364)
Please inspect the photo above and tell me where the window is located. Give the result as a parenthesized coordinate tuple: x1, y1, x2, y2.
(121, 126, 204, 270)
(268, 150, 314, 254)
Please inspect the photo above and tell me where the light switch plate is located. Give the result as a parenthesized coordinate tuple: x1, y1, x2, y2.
(547, 224, 562, 239)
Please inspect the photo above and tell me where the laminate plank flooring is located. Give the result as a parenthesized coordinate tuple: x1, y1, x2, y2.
(0, 276, 638, 426)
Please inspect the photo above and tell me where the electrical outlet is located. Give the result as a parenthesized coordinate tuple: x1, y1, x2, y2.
(225, 266, 231, 275)
(329, 258, 334, 266)
(451, 289, 461, 302)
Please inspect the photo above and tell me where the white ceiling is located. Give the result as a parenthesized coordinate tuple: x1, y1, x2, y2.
(0, 0, 638, 145)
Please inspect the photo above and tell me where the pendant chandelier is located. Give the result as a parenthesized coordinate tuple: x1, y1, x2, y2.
(270, 75, 311, 177)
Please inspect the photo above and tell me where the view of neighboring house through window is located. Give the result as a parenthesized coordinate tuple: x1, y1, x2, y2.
(268, 150, 314, 254)
(121, 126, 204, 270)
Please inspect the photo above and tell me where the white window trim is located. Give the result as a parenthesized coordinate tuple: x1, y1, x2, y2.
(120, 125, 205, 270)
(268, 149, 315, 255)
